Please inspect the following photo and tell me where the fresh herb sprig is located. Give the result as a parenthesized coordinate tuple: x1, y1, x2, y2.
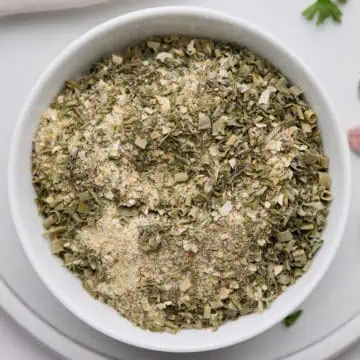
(302, 0, 347, 26)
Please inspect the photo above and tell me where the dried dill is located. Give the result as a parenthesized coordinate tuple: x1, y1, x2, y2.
(32, 36, 331, 333)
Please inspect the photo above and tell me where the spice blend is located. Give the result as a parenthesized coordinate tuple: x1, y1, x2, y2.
(32, 37, 331, 332)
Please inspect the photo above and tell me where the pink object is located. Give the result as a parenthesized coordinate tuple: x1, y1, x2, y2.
(348, 127, 360, 154)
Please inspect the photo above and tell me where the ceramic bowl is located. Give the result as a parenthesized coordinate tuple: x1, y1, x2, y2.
(8, 6, 351, 353)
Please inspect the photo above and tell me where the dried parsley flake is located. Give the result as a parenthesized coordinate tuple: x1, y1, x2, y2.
(284, 310, 303, 327)
(32, 36, 331, 333)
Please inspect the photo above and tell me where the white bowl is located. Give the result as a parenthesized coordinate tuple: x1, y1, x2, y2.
(8, 6, 351, 353)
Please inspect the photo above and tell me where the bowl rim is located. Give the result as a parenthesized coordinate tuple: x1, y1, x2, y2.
(8, 5, 351, 353)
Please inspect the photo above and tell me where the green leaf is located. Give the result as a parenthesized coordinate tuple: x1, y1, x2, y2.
(302, 0, 342, 25)
(284, 310, 303, 327)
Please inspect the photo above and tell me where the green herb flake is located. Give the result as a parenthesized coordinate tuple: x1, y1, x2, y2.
(284, 310, 303, 327)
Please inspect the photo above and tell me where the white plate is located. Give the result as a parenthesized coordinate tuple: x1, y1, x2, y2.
(1, 0, 360, 359)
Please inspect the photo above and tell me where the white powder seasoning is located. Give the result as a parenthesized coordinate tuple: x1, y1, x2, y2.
(77, 205, 141, 296)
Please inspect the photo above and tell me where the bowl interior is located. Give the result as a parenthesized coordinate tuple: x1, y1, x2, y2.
(9, 7, 350, 353)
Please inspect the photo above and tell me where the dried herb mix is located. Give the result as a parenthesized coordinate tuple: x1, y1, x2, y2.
(32, 37, 331, 333)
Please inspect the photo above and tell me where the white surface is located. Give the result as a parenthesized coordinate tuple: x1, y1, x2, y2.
(8, 6, 351, 353)
(0, 309, 63, 360)
(1, 0, 360, 359)
(0, 0, 109, 16)
(1, 309, 359, 360)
